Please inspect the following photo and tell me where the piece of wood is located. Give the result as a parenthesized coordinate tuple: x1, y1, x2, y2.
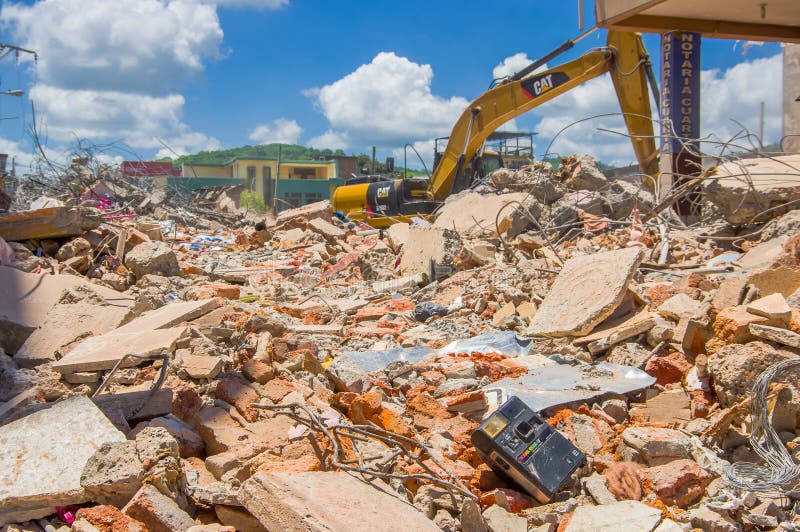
(0, 206, 102, 241)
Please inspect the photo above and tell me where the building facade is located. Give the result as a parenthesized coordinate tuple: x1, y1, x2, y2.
(181, 156, 340, 211)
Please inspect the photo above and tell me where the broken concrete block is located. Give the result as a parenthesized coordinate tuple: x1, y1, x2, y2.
(399, 227, 461, 278)
(135, 426, 180, 466)
(80, 440, 144, 507)
(14, 285, 134, 368)
(576, 311, 657, 355)
(528, 247, 644, 337)
(215, 504, 267, 532)
(621, 426, 692, 465)
(482, 504, 527, 532)
(708, 341, 797, 407)
(123, 484, 196, 532)
(52, 327, 188, 373)
(180, 354, 223, 379)
(275, 200, 330, 226)
(749, 323, 800, 348)
(0, 396, 126, 525)
(147, 415, 205, 458)
(114, 299, 219, 334)
(738, 235, 789, 270)
(564, 500, 662, 532)
(0, 206, 102, 241)
(746, 292, 792, 322)
(0, 266, 123, 354)
(704, 154, 800, 224)
(747, 265, 800, 299)
(239, 471, 439, 531)
(385, 222, 410, 252)
(326, 353, 368, 393)
(657, 293, 705, 321)
(307, 217, 345, 240)
(124, 241, 180, 279)
(433, 191, 537, 239)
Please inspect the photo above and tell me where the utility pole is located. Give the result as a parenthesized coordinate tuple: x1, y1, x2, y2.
(759, 101, 765, 150)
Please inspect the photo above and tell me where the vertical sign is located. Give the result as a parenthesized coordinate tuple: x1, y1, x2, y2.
(659, 31, 701, 217)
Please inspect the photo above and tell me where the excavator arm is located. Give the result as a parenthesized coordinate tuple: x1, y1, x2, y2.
(330, 31, 658, 227)
(428, 31, 658, 201)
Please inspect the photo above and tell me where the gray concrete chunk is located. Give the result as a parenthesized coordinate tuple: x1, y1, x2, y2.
(0, 396, 126, 524)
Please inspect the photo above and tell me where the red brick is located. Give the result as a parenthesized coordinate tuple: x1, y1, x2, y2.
(640, 458, 711, 508)
(76, 505, 146, 532)
(215, 374, 260, 422)
(645, 351, 693, 386)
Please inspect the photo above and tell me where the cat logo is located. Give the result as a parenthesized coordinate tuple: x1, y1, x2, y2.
(520, 72, 570, 100)
(376, 185, 390, 199)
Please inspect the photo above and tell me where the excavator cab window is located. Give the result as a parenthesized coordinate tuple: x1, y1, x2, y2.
(482, 153, 503, 175)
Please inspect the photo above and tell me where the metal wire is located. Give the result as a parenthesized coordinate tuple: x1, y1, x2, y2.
(253, 402, 477, 501)
(724, 358, 800, 493)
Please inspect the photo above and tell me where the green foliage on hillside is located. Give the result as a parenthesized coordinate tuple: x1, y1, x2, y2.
(159, 143, 347, 166)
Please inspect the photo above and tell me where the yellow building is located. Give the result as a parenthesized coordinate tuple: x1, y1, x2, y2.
(182, 156, 340, 211)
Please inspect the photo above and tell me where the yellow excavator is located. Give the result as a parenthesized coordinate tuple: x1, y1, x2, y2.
(332, 31, 659, 228)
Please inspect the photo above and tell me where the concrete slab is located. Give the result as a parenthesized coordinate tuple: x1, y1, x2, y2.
(239, 471, 439, 532)
(738, 235, 789, 270)
(399, 227, 461, 278)
(705, 154, 800, 225)
(52, 327, 188, 373)
(0, 396, 126, 524)
(527, 247, 644, 337)
(113, 299, 218, 334)
(433, 191, 532, 238)
(564, 500, 662, 532)
(14, 289, 134, 368)
(0, 266, 124, 354)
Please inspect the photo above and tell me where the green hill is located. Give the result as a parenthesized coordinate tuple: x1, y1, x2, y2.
(160, 143, 347, 166)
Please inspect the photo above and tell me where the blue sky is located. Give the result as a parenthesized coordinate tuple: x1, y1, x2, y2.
(0, 0, 785, 170)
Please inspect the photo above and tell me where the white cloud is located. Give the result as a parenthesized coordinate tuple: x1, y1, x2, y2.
(2, 0, 224, 94)
(307, 52, 469, 149)
(0, 0, 259, 160)
(248, 118, 302, 145)
(308, 129, 350, 150)
(0, 137, 35, 174)
(30, 84, 220, 154)
(699, 54, 781, 152)
(528, 53, 782, 166)
(391, 138, 435, 172)
(207, 0, 288, 9)
(492, 53, 547, 80)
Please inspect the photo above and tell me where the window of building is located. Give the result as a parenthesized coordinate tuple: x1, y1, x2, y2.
(305, 192, 323, 203)
(246, 166, 256, 191)
(283, 191, 302, 208)
(292, 167, 316, 180)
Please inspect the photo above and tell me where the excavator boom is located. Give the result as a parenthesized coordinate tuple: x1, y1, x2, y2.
(330, 31, 658, 226)
(430, 31, 657, 201)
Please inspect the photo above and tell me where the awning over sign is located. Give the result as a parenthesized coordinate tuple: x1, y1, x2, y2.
(595, 0, 800, 42)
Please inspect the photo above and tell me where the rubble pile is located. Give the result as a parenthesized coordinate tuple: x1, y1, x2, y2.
(3, 153, 800, 531)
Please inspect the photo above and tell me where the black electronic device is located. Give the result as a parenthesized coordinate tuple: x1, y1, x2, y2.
(471, 396, 586, 503)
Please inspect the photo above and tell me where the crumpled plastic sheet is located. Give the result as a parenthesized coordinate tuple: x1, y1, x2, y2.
(344, 331, 530, 373)
(485, 360, 656, 412)
(344, 332, 654, 412)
